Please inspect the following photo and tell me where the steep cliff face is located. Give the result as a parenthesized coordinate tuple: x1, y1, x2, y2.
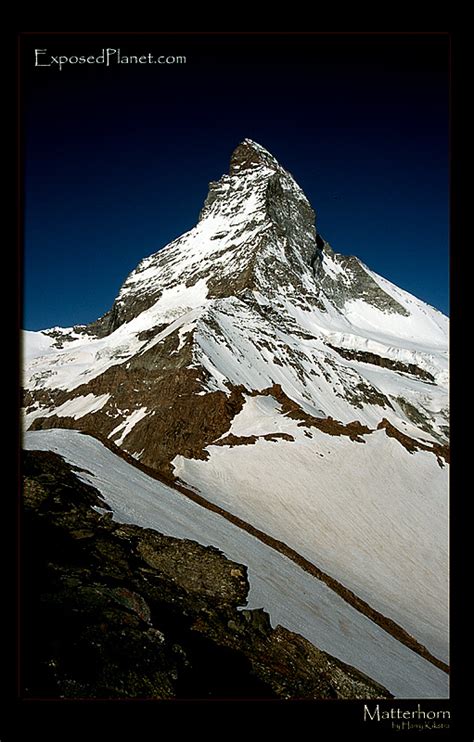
(22, 448, 392, 700)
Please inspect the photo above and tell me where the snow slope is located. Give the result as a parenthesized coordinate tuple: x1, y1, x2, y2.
(22, 330, 55, 362)
(174, 395, 449, 664)
(24, 428, 448, 699)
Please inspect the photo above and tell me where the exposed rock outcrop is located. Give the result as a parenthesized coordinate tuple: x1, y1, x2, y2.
(22, 448, 392, 700)
(327, 344, 435, 382)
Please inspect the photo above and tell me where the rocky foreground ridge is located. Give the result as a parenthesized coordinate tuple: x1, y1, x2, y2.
(22, 448, 391, 700)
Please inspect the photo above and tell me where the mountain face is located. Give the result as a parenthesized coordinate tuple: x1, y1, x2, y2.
(22, 139, 449, 692)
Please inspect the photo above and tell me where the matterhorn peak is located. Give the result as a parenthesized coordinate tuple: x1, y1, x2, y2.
(73, 138, 440, 337)
(229, 138, 280, 175)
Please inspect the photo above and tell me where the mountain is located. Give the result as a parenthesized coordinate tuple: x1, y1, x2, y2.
(22, 139, 449, 697)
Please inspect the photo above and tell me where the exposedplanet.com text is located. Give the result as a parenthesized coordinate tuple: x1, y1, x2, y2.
(34, 49, 187, 72)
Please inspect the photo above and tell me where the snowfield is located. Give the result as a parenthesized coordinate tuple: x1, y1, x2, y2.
(174, 395, 449, 664)
(24, 429, 448, 699)
(22, 330, 56, 361)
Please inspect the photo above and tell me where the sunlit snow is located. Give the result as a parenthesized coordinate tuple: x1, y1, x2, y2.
(24, 429, 449, 699)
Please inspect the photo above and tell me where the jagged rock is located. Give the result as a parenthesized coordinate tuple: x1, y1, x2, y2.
(376, 418, 449, 466)
(327, 344, 435, 381)
(22, 449, 392, 700)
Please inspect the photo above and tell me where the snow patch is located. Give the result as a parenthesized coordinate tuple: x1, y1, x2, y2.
(109, 407, 149, 446)
(228, 395, 291, 437)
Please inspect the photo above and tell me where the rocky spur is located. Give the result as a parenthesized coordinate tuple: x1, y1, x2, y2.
(34, 49, 187, 71)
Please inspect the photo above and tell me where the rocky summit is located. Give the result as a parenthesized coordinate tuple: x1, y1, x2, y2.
(22, 139, 449, 698)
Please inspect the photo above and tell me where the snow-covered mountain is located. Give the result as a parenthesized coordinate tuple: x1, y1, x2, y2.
(22, 139, 449, 694)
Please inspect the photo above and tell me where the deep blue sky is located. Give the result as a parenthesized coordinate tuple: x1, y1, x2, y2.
(22, 33, 449, 330)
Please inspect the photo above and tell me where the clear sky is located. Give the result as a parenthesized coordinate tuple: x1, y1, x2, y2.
(22, 33, 450, 330)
